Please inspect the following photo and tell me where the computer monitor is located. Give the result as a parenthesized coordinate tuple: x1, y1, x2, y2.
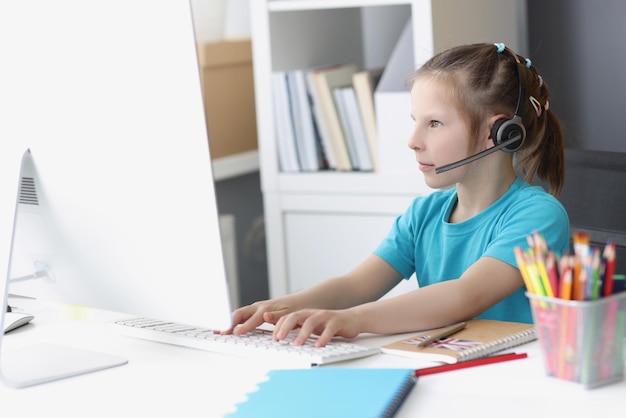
(0, 1, 233, 387)
(557, 148, 626, 283)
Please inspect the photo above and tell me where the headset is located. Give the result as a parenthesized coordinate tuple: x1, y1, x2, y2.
(435, 60, 527, 174)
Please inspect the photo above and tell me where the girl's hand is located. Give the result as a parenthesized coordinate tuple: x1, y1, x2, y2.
(221, 300, 292, 335)
(272, 308, 361, 347)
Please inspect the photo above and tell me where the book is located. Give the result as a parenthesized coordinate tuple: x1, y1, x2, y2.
(305, 66, 337, 170)
(333, 86, 373, 171)
(271, 71, 300, 172)
(381, 319, 537, 364)
(286, 70, 323, 171)
(352, 68, 383, 172)
(226, 368, 416, 418)
(308, 64, 358, 171)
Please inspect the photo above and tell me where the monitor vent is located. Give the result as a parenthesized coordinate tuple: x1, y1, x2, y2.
(19, 176, 39, 205)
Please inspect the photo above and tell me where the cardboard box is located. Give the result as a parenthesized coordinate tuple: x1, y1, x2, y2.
(196, 39, 257, 160)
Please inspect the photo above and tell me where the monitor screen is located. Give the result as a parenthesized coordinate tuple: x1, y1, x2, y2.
(0, 0, 233, 336)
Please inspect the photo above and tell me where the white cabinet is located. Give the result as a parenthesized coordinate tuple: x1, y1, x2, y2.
(284, 212, 397, 293)
(250, 0, 528, 297)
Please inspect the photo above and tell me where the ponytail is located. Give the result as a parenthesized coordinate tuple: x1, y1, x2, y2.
(515, 58, 565, 196)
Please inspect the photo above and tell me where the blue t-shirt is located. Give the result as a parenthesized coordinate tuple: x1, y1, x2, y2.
(374, 178, 570, 323)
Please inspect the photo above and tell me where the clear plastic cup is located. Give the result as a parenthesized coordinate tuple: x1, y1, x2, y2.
(527, 291, 626, 388)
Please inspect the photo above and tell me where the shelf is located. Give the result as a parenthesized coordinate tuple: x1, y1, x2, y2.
(269, 0, 412, 12)
(252, 0, 529, 297)
(257, 2, 415, 183)
(212, 151, 259, 182)
(272, 171, 432, 196)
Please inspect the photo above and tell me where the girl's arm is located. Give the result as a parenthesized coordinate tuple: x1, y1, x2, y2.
(352, 256, 523, 334)
(277, 255, 523, 346)
(225, 254, 403, 335)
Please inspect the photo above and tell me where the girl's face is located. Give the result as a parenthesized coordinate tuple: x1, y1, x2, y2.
(408, 76, 482, 189)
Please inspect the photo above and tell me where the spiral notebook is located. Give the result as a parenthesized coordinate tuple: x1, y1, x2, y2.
(381, 319, 536, 364)
(226, 368, 416, 418)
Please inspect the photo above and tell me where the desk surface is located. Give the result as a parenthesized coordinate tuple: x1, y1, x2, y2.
(2, 296, 625, 417)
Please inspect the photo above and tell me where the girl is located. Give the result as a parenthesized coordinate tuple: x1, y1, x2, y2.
(224, 43, 570, 346)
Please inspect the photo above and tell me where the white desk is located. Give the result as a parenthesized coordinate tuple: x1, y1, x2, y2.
(2, 296, 625, 417)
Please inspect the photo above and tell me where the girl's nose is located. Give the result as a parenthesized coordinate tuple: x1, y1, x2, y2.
(408, 127, 422, 151)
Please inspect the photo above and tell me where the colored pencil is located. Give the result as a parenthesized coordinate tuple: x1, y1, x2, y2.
(515, 246, 535, 293)
(603, 242, 616, 297)
(546, 252, 559, 298)
(415, 321, 466, 347)
(590, 248, 602, 300)
(558, 255, 573, 300)
(413, 352, 528, 377)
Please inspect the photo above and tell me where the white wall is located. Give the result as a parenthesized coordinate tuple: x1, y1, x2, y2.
(190, 0, 250, 42)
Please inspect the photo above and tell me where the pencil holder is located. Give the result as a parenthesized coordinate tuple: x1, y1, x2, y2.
(527, 291, 626, 388)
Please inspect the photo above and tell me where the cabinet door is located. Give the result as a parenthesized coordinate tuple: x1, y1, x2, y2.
(284, 212, 416, 298)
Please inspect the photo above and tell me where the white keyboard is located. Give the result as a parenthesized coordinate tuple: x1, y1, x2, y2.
(110, 317, 380, 366)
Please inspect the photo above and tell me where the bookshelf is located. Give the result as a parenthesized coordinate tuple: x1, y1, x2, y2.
(250, 0, 528, 297)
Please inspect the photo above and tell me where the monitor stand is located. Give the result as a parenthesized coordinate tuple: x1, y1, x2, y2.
(0, 147, 127, 388)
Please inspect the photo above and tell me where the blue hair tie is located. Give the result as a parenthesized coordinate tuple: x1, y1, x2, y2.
(494, 43, 505, 53)
(525, 58, 532, 68)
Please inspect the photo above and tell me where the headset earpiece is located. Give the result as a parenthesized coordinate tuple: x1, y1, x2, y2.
(491, 115, 526, 153)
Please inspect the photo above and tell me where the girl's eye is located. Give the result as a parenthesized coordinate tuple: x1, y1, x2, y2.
(430, 120, 442, 128)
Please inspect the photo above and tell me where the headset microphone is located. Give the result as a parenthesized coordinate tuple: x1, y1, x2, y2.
(435, 128, 523, 174)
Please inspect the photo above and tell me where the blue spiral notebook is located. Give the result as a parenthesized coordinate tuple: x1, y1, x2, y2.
(226, 367, 416, 418)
